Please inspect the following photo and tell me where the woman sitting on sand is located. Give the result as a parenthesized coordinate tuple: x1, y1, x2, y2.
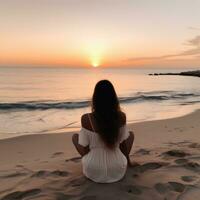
(72, 80, 134, 183)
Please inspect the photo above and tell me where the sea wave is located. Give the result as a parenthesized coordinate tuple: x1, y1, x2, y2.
(0, 91, 199, 110)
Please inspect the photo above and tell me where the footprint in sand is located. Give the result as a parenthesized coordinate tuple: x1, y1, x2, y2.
(68, 177, 87, 187)
(133, 162, 168, 173)
(31, 170, 48, 178)
(177, 186, 200, 199)
(183, 162, 200, 172)
(55, 192, 76, 200)
(31, 170, 69, 178)
(132, 173, 139, 178)
(125, 185, 143, 195)
(1, 188, 41, 200)
(79, 196, 97, 200)
(1, 172, 28, 178)
(51, 170, 69, 177)
(163, 150, 189, 158)
(51, 152, 64, 158)
(135, 148, 150, 155)
(65, 156, 81, 163)
(42, 161, 49, 163)
(168, 181, 185, 193)
(154, 182, 185, 194)
(175, 158, 189, 165)
(15, 165, 24, 168)
(188, 143, 200, 149)
(175, 159, 200, 172)
(181, 176, 198, 182)
(154, 183, 169, 194)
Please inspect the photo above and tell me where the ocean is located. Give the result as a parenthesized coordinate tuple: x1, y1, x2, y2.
(0, 67, 200, 139)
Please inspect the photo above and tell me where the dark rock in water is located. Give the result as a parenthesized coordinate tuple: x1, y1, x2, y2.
(149, 72, 179, 76)
(180, 70, 200, 77)
(1, 189, 41, 200)
(164, 150, 188, 157)
(168, 182, 185, 193)
(149, 70, 200, 78)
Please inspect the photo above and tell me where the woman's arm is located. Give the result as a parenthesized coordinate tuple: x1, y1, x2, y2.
(119, 131, 134, 165)
(72, 134, 90, 157)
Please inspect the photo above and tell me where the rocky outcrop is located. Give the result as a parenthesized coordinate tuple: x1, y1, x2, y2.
(149, 70, 200, 77)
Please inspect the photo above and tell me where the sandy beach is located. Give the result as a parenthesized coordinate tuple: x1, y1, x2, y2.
(1, 0, 200, 199)
(0, 110, 200, 200)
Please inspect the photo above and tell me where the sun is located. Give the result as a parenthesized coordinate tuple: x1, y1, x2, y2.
(90, 51, 102, 68)
(84, 40, 106, 68)
(92, 63, 99, 67)
(91, 56, 100, 67)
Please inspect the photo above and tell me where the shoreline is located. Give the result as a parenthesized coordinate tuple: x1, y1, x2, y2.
(0, 108, 199, 144)
(149, 69, 200, 78)
(1, 105, 199, 141)
(0, 109, 199, 165)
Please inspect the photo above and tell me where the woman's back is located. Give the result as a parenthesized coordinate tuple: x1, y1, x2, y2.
(72, 80, 134, 183)
(78, 113, 130, 183)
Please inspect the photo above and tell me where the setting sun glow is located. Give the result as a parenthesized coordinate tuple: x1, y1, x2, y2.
(91, 55, 100, 67)
(0, 1, 200, 68)
(92, 62, 99, 68)
(85, 40, 106, 68)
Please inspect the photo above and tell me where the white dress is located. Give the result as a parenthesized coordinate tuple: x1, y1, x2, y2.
(78, 125, 130, 183)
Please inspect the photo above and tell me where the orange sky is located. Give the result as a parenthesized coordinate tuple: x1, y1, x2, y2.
(0, 0, 200, 68)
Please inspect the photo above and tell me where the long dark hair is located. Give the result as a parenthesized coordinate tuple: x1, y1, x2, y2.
(92, 80, 121, 148)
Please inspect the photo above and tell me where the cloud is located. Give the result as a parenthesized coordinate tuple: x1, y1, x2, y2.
(182, 35, 200, 56)
(187, 35, 200, 47)
(125, 54, 180, 61)
(188, 27, 200, 31)
(125, 35, 200, 63)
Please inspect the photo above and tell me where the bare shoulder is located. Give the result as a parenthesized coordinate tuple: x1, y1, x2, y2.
(81, 113, 89, 126)
(120, 111, 126, 120)
(81, 113, 91, 130)
(119, 111, 126, 126)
